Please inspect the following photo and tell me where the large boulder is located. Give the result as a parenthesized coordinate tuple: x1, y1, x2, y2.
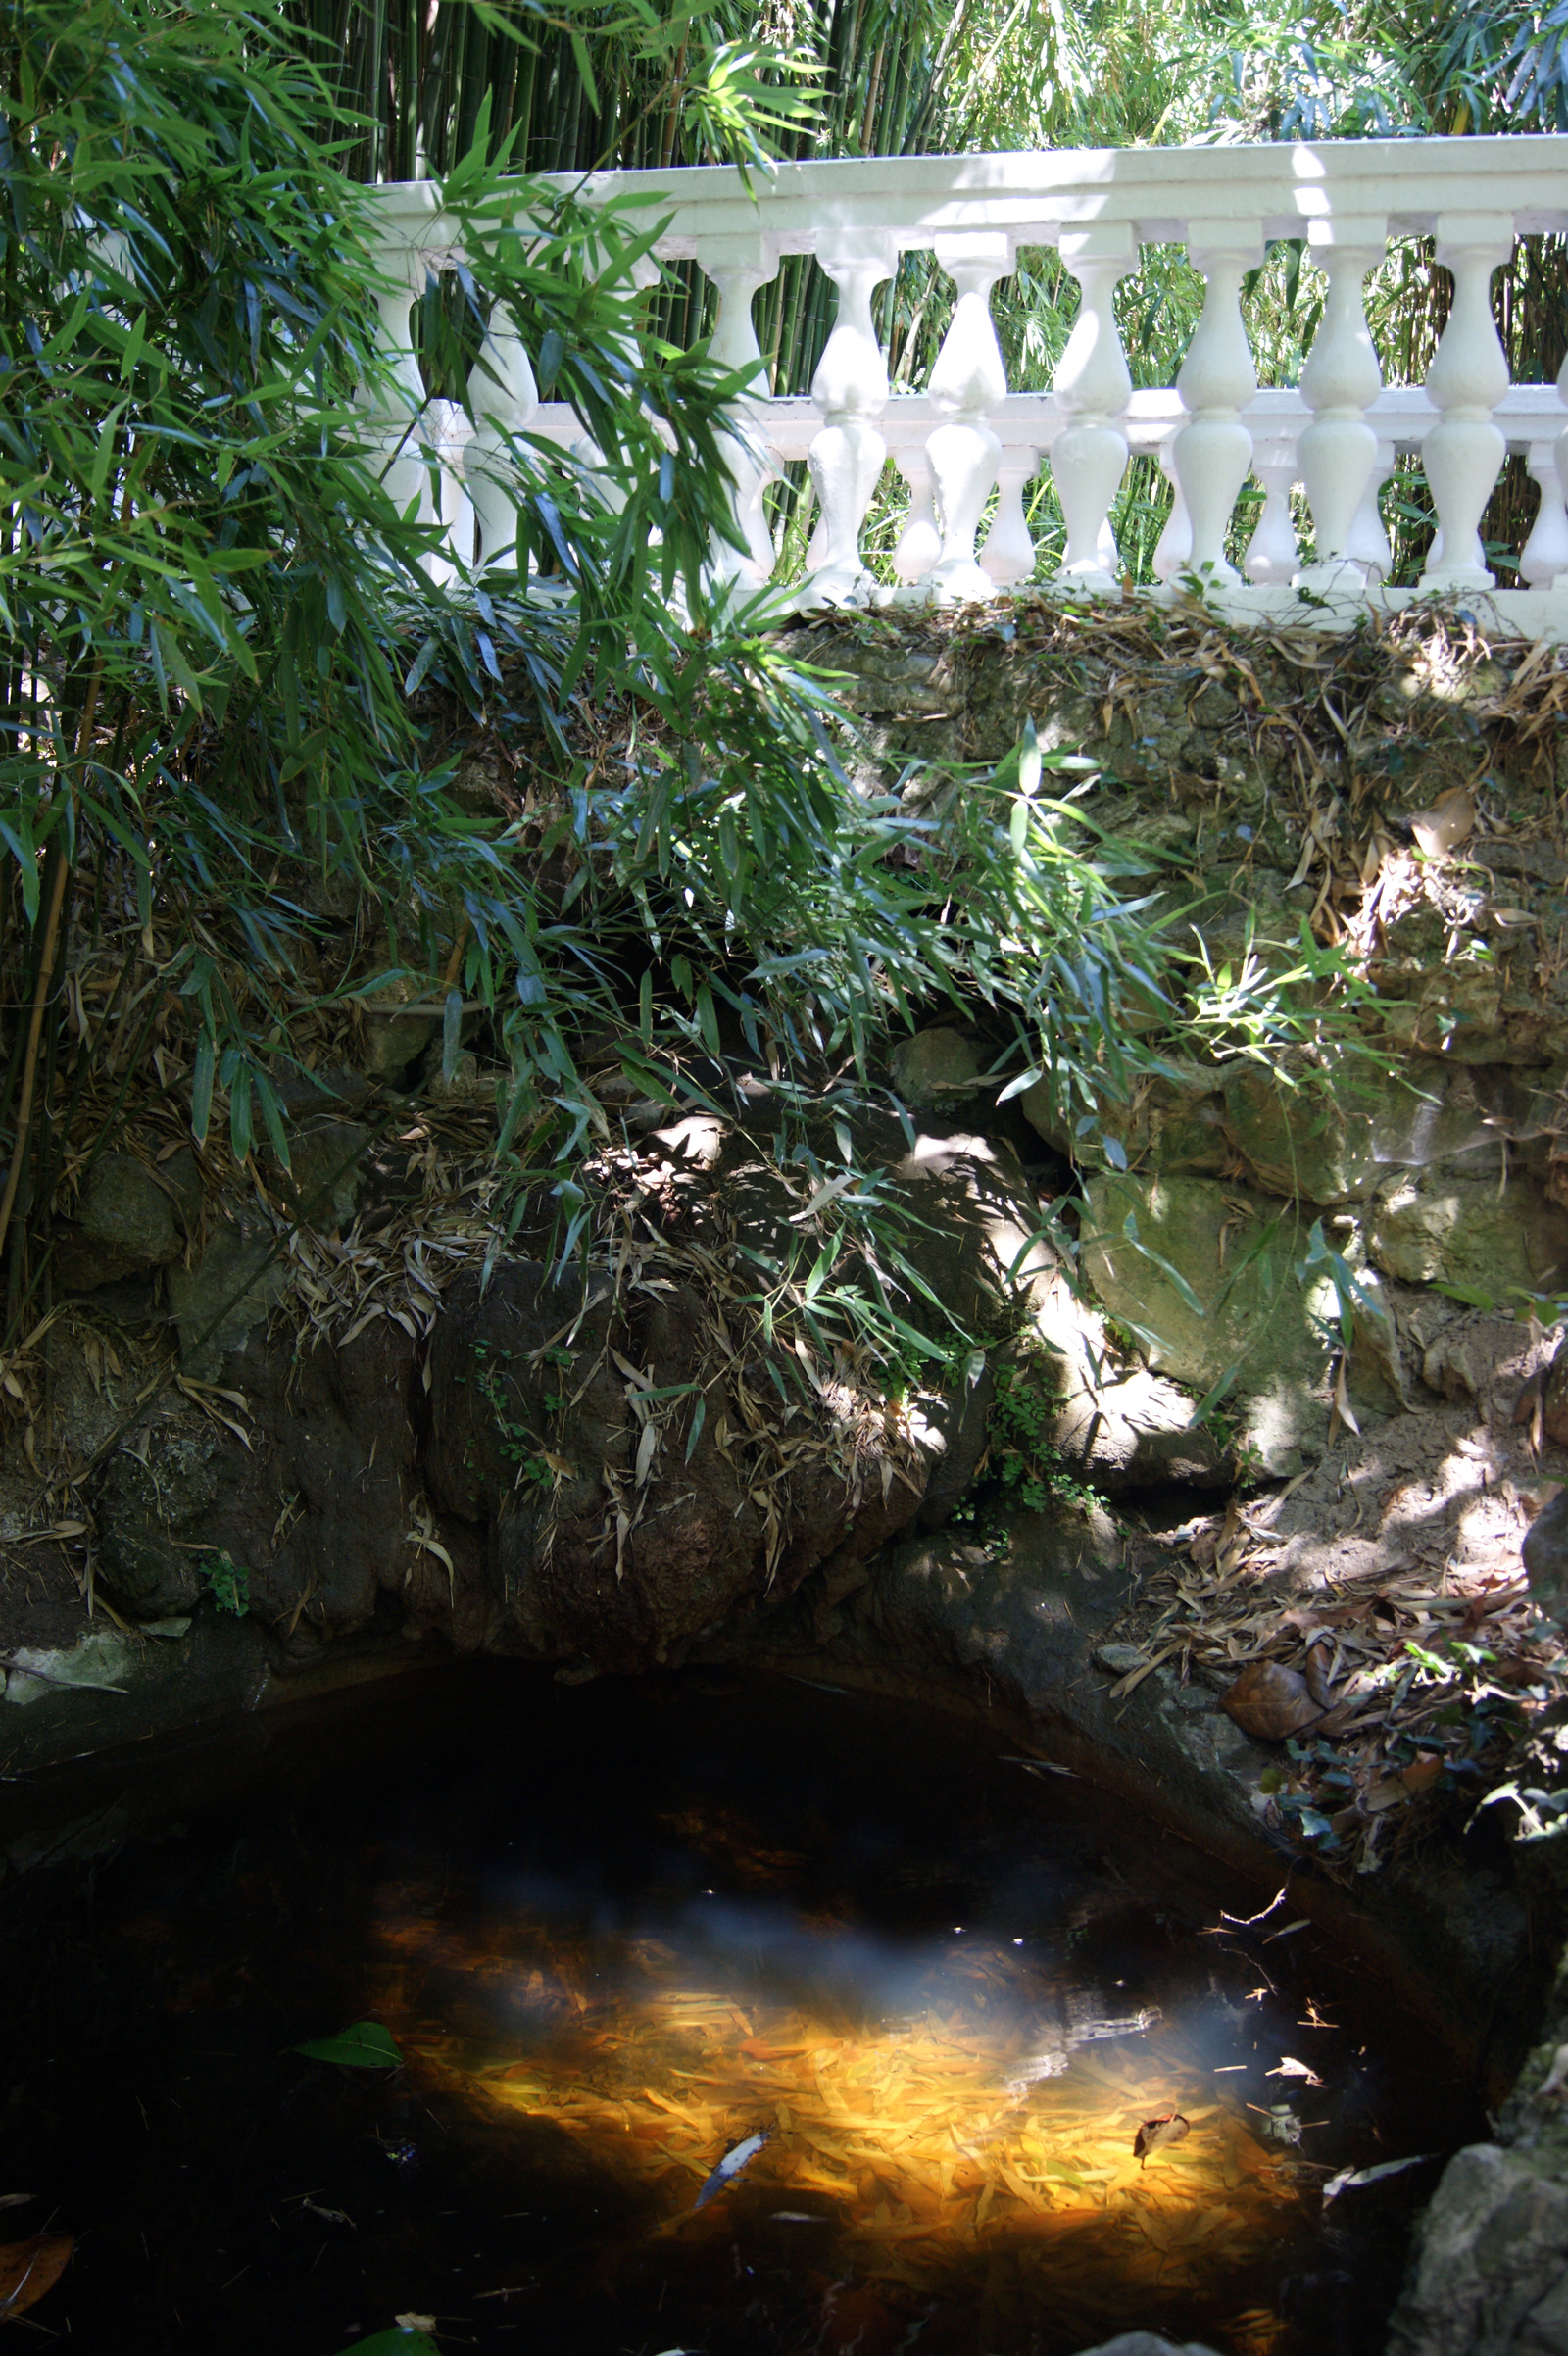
(91, 1109, 1059, 1668)
(167, 1216, 286, 1380)
(1079, 1172, 1330, 1472)
(1049, 1367, 1233, 1493)
(95, 1316, 423, 1634)
(278, 1117, 373, 1231)
(1370, 1170, 1568, 1301)
(356, 976, 437, 1083)
(890, 1026, 984, 1109)
(1390, 2142, 1568, 2356)
(1020, 1060, 1230, 1177)
(54, 1153, 188, 1292)
(1220, 1055, 1493, 1205)
(419, 1110, 1043, 1673)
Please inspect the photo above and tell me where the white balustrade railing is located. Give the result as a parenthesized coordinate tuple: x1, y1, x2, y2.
(364, 136, 1568, 636)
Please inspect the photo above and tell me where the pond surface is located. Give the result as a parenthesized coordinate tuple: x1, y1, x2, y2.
(0, 1663, 1481, 2356)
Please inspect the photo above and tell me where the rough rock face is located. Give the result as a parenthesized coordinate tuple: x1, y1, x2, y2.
(793, 613, 1568, 1483)
(87, 1110, 1054, 1670)
(54, 1152, 195, 1292)
(1079, 1173, 1325, 1471)
(95, 1317, 424, 1627)
(1071, 2340, 1221, 2356)
(421, 1260, 926, 1670)
(890, 1025, 984, 1108)
(1390, 2145, 1568, 2356)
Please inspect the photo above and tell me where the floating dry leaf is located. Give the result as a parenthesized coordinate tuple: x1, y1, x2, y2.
(694, 2127, 769, 2210)
(1321, 2154, 1437, 2202)
(1134, 2112, 1190, 2164)
(1219, 1661, 1323, 1742)
(0, 2233, 72, 2319)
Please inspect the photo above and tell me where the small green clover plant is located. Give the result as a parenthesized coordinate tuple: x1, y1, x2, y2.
(198, 1551, 249, 1615)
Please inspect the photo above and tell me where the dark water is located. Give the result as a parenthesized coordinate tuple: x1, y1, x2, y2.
(0, 1664, 1482, 2355)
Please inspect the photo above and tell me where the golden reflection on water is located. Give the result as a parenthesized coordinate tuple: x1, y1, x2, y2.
(369, 1899, 1302, 2351)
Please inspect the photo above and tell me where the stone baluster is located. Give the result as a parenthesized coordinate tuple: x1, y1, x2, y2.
(807, 231, 900, 606)
(1172, 222, 1264, 585)
(979, 449, 1039, 588)
(699, 234, 781, 595)
(1243, 438, 1299, 586)
(1348, 440, 1396, 582)
(1152, 439, 1192, 584)
(1551, 344, 1568, 590)
(892, 447, 942, 584)
(425, 400, 475, 582)
(1050, 225, 1135, 593)
(923, 231, 1012, 603)
(1296, 217, 1386, 596)
(366, 244, 437, 550)
(1521, 439, 1568, 588)
(463, 304, 538, 573)
(1419, 214, 1513, 593)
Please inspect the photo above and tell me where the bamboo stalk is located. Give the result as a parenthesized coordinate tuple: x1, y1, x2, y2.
(0, 845, 74, 1272)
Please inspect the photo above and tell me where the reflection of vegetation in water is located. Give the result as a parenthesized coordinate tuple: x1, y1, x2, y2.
(370, 1895, 1311, 2351)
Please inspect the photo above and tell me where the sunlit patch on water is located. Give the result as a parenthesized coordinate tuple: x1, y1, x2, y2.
(0, 1667, 1480, 2354)
(384, 1890, 1313, 2344)
(355, 1756, 1457, 2356)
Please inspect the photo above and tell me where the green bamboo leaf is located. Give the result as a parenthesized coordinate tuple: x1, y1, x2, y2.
(296, 2020, 403, 2069)
(329, 2333, 439, 2356)
(803, 1235, 838, 1302)
(442, 987, 463, 1083)
(229, 1069, 254, 1166)
(255, 1071, 292, 1173)
(190, 1032, 216, 1146)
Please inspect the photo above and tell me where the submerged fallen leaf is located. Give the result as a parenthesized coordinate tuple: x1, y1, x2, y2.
(1134, 2112, 1190, 2164)
(0, 2234, 72, 2319)
(330, 2331, 441, 2356)
(1405, 787, 1476, 859)
(1219, 1661, 1323, 1742)
(294, 2020, 403, 2069)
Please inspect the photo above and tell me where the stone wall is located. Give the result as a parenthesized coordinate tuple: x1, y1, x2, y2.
(784, 605, 1568, 1497)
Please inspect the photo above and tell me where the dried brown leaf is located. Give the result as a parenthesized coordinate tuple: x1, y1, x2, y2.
(1218, 1661, 1323, 1742)
(1406, 788, 1475, 860)
(1362, 1755, 1444, 1815)
(0, 2233, 72, 2318)
(1134, 2114, 1190, 2164)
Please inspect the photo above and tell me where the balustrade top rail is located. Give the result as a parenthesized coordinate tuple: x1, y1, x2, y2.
(360, 136, 1568, 639)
